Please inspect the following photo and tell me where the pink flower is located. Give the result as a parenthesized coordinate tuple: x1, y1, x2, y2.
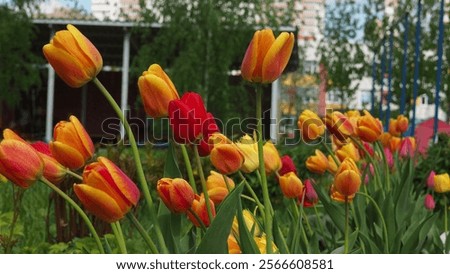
(427, 171, 436, 189)
(424, 194, 435, 211)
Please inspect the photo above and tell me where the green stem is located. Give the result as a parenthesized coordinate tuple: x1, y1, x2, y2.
(298, 192, 310, 253)
(239, 171, 265, 215)
(357, 192, 389, 253)
(66, 169, 83, 181)
(180, 144, 197, 194)
(193, 145, 214, 222)
(344, 197, 349, 254)
(376, 141, 391, 192)
(188, 208, 207, 232)
(93, 77, 168, 254)
(40, 177, 105, 254)
(127, 213, 158, 254)
(445, 195, 448, 253)
(323, 142, 339, 167)
(313, 204, 329, 250)
(256, 86, 273, 254)
(111, 222, 127, 254)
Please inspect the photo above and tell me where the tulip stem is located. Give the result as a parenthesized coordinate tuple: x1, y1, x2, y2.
(126, 213, 158, 254)
(66, 169, 83, 181)
(357, 192, 389, 253)
(93, 77, 168, 254)
(376, 141, 391, 192)
(40, 177, 105, 254)
(111, 221, 127, 254)
(344, 197, 349, 254)
(193, 145, 214, 223)
(180, 144, 197, 194)
(256, 86, 273, 254)
(239, 171, 265, 218)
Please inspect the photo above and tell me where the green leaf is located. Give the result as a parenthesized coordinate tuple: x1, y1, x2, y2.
(273, 215, 290, 254)
(236, 201, 260, 254)
(164, 142, 182, 178)
(157, 202, 179, 253)
(195, 183, 244, 254)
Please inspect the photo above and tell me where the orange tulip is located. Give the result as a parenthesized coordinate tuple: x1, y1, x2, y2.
(235, 134, 259, 173)
(327, 155, 339, 174)
(388, 119, 401, 137)
(334, 158, 361, 197)
(31, 141, 66, 184)
(241, 28, 295, 83)
(389, 136, 401, 152)
(210, 143, 244, 175)
(278, 171, 303, 198)
(0, 129, 44, 188)
(396, 115, 409, 134)
(330, 184, 355, 203)
(206, 171, 235, 205)
(73, 157, 140, 223)
(324, 111, 355, 141)
(228, 235, 241, 254)
(434, 173, 450, 193)
(379, 132, 392, 148)
(356, 110, 383, 142)
(297, 109, 325, 142)
(336, 142, 360, 162)
(157, 178, 195, 213)
(305, 149, 329, 174)
(50, 115, 95, 170)
(187, 194, 216, 227)
(263, 141, 282, 175)
(138, 64, 179, 118)
(43, 24, 102, 88)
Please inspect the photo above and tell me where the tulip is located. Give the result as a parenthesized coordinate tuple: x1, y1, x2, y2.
(434, 173, 450, 193)
(197, 113, 220, 156)
(356, 110, 383, 142)
(50, 115, 95, 170)
(305, 149, 328, 174)
(424, 194, 435, 211)
(254, 234, 278, 254)
(31, 141, 66, 184)
(278, 171, 304, 199)
(389, 136, 401, 152)
(43, 24, 102, 88)
(399, 137, 416, 158)
(388, 119, 401, 137)
(330, 184, 355, 203)
(228, 235, 241, 254)
(232, 209, 261, 237)
(138, 64, 179, 118)
(379, 132, 392, 148)
(234, 134, 259, 173)
(360, 141, 375, 158)
(0, 129, 44, 188)
(279, 155, 297, 176)
(336, 142, 360, 162)
(298, 178, 318, 207)
(396, 115, 409, 134)
(427, 171, 436, 189)
(210, 143, 244, 175)
(157, 178, 195, 213)
(327, 155, 339, 174)
(384, 147, 394, 169)
(241, 28, 295, 83)
(333, 158, 361, 197)
(168, 92, 208, 144)
(187, 194, 216, 227)
(263, 141, 282, 175)
(206, 171, 235, 205)
(297, 109, 325, 142)
(73, 157, 140, 223)
(324, 111, 355, 141)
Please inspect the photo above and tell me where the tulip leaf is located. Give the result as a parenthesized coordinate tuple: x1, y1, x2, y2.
(164, 141, 182, 178)
(273, 215, 290, 254)
(236, 201, 260, 254)
(195, 183, 244, 254)
(157, 202, 179, 253)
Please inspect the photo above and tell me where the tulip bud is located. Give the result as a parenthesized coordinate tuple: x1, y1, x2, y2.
(138, 64, 179, 118)
(157, 178, 195, 213)
(187, 194, 216, 227)
(356, 110, 383, 142)
(43, 24, 102, 88)
(263, 141, 282, 175)
(50, 115, 95, 170)
(197, 113, 220, 157)
(336, 142, 360, 162)
(384, 147, 394, 169)
(330, 184, 355, 203)
(297, 109, 325, 142)
(399, 137, 416, 158)
(298, 178, 318, 207)
(427, 171, 436, 189)
(206, 171, 235, 205)
(424, 194, 435, 211)
(434, 173, 450, 193)
(235, 134, 259, 173)
(278, 171, 303, 198)
(396, 115, 409, 134)
(73, 157, 140, 223)
(279, 155, 297, 176)
(210, 144, 245, 175)
(306, 149, 329, 174)
(388, 119, 401, 137)
(334, 158, 361, 197)
(389, 136, 401, 152)
(324, 111, 355, 141)
(31, 141, 66, 184)
(0, 129, 44, 188)
(241, 29, 295, 83)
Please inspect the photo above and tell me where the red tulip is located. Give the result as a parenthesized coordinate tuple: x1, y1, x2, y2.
(157, 178, 195, 213)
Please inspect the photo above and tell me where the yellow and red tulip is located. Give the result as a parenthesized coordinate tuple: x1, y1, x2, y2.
(0, 129, 44, 188)
(50, 115, 95, 170)
(278, 171, 304, 199)
(31, 141, 66, 184)
(241, 28, 295, 83)
(210, 143, 244, 175)
(396, 115, 409, 134)
(305, 149, 329, 174)
(138, 64, 179, 118)
(157, 178, 195, 213)
(263, 141, 282, 175)
(333, 158, 361, 197)
(43, 24, 102, 88)
(235, 134, 259, 173)
(336, 142, 361, 162)
(187, 194, 216, 227)
(356, 110, 383, 142)
(327, 155, 339, 174)
(206, 171, 235, 205)
(330, 184, 355, 203)
(73, 157, 140, 223)
(324, 111, 355, 141)
(297, 109, 325, 142)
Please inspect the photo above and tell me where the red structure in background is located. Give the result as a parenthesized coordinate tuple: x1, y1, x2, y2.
(414, 118, 450, 153)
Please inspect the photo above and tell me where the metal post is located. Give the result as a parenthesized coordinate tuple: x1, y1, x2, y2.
(120, 30, 131, 141)
(399, 14, 409, 115)
(379, 37, 387, 118)
(371, 54, 376, 114)
(385, 29, 394, 132)
(410, 0, 422, 136)
(270, 78, 280, 143)
(433, 0, 445, 143)
(45, 27, 55, 142)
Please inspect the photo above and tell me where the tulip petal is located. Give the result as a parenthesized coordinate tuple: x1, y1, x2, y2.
(262, 32, 294, 83)
(335, 170, 361, 197)
(69, 115, 95, 159)
(138, 74, 172, 117)
(50, 141, 85, 169)
(74, 184, 124, 223)
(146, 64, 178, 97)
